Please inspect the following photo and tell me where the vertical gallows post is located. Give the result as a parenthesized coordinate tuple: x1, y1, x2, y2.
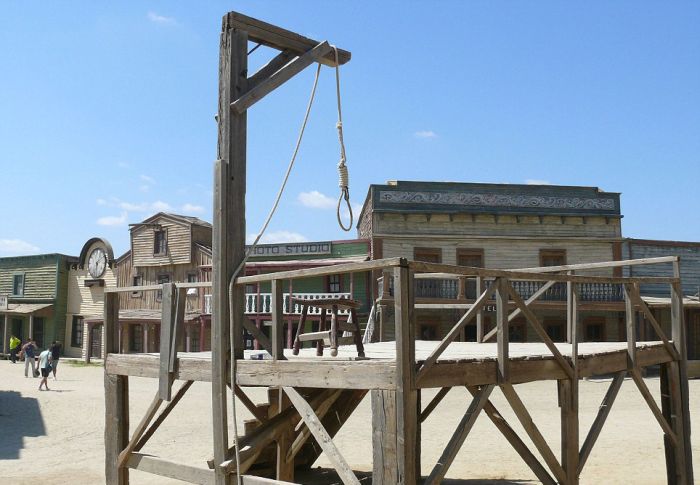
(212, 14, 248, 485)
(562, 273, 579, 485)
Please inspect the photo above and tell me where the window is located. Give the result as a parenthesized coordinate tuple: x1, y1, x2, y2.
(33, 317, 44, 348)
(187, 273, 198, 283)
(156, 274, 170, 301)
(129, 324, 143, 352)
(71, 316, 84, 347)
(418, 319, 440, 341)
(328, 274, 341, 293)
(545, 319, 566, 343)
(583, 317, 606, 342)
(414, 247, 442, 263)
(154, 230, 167, 255)
(457, 249, 484, 268)
(131, 274, 143, 298)
(509, 318, 527, 343)
(12, 274, 24, 296)
(540, 249, 566, 267)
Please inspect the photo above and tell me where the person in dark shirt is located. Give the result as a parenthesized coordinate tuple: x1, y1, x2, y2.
(22, 339, 37, 378)
(50, 341, 61, 380)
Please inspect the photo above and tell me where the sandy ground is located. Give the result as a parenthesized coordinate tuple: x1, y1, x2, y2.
(1, 359, 698, 484)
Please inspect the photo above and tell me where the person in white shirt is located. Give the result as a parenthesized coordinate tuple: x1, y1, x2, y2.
(38, 348, 52, 391)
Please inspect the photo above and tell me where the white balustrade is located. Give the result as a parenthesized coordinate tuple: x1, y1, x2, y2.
(203, 292, 351, 315)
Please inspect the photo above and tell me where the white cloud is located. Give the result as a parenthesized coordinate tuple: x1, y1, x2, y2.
(147, 12, 176, 25)
(139, 185, 150, 193)
(117, 161, 130, 169)
(298, 190, 336, 210)
(97, 212, 128, 227)
(118, 201, 147, 211)
(247, 231, 309, 244)
(140, 174, 156, 184)
(151, 200, 173, 212)
(182, 203, 205, 214)
(0, 239, 40, 256)
(96, 198, 108, 206)
(525, 179, 551, 185)
(414, 130, 437, 139)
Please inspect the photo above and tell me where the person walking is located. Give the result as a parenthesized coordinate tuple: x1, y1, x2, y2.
(38, 347, 52, 391)
(9, 335, 21, 363)
(50, 341, 61, 380)
(22, 339, 38, 378)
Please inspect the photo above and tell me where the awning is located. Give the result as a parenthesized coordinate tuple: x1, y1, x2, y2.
(246, 255, 369, 268)
(0, 303, 53, 315)
(641, 296, 700, 308)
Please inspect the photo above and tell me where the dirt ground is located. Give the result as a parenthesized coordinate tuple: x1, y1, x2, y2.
(1, 359, 698, 484)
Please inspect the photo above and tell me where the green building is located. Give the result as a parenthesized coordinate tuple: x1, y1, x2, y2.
(1, 253, 77, 354)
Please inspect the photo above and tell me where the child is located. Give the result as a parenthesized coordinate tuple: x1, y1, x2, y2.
(38, 347, 52, 391)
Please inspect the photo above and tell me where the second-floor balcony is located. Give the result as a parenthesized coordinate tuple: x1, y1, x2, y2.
(203, 292, 352, 315)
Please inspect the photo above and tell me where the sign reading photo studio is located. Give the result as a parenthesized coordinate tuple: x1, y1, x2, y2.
(246, 242, 332, 257)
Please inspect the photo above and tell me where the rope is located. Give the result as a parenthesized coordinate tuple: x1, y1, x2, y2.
(333, 45, 353, 231)
(227, 61, 323, 485)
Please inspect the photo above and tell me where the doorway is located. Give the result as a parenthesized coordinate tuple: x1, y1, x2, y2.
(90, 324, 103, 358)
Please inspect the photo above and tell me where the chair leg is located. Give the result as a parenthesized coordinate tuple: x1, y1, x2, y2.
(316, 309, 326, 356)
(330, 305, 339, 357)
(292, 305, 308, 356)
(351, 309, 365, 358)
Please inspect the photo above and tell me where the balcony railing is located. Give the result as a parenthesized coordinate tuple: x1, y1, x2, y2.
(203, 292, 352, 315)
(378, 276, 624, 303)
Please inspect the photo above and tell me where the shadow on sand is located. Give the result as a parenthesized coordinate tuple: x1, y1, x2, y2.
(294, 468, 536, 484)
(0, 390, 46, 459)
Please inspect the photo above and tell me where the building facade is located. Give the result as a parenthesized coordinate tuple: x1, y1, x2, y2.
(1, 253, 76, 354)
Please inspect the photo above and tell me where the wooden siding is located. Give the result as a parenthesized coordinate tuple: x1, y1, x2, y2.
(0, 254, 60, 299)
(623, 240, 700, 297)
(373, 212, 621, 239)
(131, 218, 192, 267)
(380, 238, 615, 276)
(191, 224, 213, 248)
(117, 246, 212, 312)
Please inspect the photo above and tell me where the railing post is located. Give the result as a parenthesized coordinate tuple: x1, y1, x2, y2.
(495, 278, 509, 382)
(104, 291, 129, 484)
(563, 271, 579, 485)
(476, 277, 484, 343)
(393, 262, 418, 484)
(271, 279, 285, 360)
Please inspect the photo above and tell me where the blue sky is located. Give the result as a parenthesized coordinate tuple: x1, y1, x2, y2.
(1, 2, 698, 258)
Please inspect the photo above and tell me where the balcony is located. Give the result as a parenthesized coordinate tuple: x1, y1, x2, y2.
(203, 292, 352, 315)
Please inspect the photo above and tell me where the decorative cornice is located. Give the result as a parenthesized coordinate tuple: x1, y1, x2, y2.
(379, 191, 616, 211)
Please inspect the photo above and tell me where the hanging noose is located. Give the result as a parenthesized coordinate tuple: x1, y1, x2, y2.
(333, 45, 353, 231)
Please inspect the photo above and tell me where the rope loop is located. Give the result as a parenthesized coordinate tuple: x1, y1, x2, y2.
(332, 45, 353, 232)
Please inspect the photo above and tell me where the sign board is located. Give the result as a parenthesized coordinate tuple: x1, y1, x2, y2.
(0, 295, 7, 311)
(246, 242, 332, 257)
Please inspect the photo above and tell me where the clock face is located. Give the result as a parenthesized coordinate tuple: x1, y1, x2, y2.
(88, 247, 107, 278)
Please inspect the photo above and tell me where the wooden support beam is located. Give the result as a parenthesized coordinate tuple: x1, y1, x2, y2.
(629, 367, 678, 446)
(233, 384, 270, 425)
(287, 389, 342, 462)
(171, 286, 187, 371)
(416, 279, 497, 383)
(247, 50, 295, 90)
(394, 264, 419, 485)
(231, 41, 332, 114)
(475, 277, 484, 342)
(135, 380, 194, 452)
(372, 389, 398, 484)
(501, 383, 567, 484)
(628, 284, 679, 361)
(127, 453, 215, 485)
(118, 393, 163, 468)
(213, 22, 248, 485)
(483, 280, 557, 343)
(224, 11, 351, 67)
(563, 275, 580, 485)
(242, 318, 273, 355)
(283, 386, 360, 485)
(623, 284, 638, 368)
(237, 258, 403, 285)
(419, 387, 451, 423)
(241, 476, 297, 485)
(577, 371, 625, 475)
(507, 285, 574, 379)
(425, 384, 494, 485)
(104, 292, 129, 485)
(466, 386, 556, 485)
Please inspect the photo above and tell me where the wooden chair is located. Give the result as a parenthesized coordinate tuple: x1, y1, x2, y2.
(291, 297, 365, 357)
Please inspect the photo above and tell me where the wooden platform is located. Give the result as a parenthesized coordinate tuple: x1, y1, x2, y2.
(105, 340, 672, 390)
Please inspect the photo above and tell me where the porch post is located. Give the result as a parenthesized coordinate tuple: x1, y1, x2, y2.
(29, 313, 34, 341)
(2, 314, 8, 354)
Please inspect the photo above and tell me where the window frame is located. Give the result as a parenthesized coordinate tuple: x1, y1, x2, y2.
(153, 229, 168, 256)
(539, 249, 567, 267)
(417, 318, 441, 341)
(583, 316, 607, 342)
(12, 273, 25, 296)
(71, 316, 84, 348)
(414, 247, 442, 264)
(327, 274, 342, 293)
(131, 274, 143, 298)
(155, 273, 171, 302)
(456, 248, 484, 268)
(544, 318, 566, 343)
